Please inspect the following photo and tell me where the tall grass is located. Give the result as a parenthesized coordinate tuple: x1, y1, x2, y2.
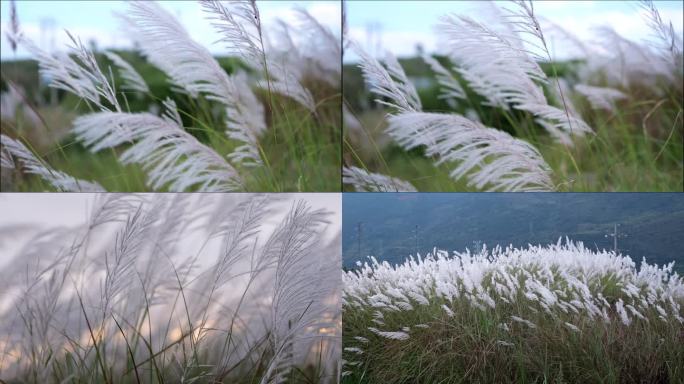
(1, 0, 341, 192)
(343, 0, 683, 191)
(0, 194, 341, 383)
(342, 240, 684, 383)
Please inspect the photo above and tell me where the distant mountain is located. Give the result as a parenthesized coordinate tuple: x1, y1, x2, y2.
(342, 193, 684, 272)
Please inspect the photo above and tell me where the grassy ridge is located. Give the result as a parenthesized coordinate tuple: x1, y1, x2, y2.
(343, 52, 683, 192)
(1, 50, 341, 192)
(342, 242, 684, 383)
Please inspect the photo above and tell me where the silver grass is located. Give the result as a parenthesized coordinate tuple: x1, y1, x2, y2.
(103, 51, 150, 93)
(639, 0, 683, 72)
(574, 84, 627, 111)
(263, 61, 317, 112)
(1, 142, 14, 168)
(438, 14, 592, 141)
(293, 7, 342, 80)
(355, 39, 555, 191)
(6, 0, 20, 53)
(201, 0, 317, 112)
(226, 72, 267, 166)
(200, 0, 265, 71)
(353, 42, 421, 112)
(100, 204, 157, 316)
(122, 0, 266, 166)
(387, 112, 554, 191)
(504, 1, 594, 136)
(1, 195, 340, 382)
(72, 101, 241, 191)
(260, 201, 332, 384)
(342, 166, 417, 192)
(593, 26, 676, 86)
(21, 32, 121, 112)
(421, 54, 466, 103)
(0, 134, 105, 192)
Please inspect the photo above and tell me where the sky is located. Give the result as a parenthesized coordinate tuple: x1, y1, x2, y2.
(0, 0, 341, 59)
(2, 1, 680, 61)
(0, 193, 342, 268)
(346, 0, 684, 61)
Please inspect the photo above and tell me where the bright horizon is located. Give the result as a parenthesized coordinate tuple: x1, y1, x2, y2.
(345, 0, 684, 62)
(0, 0, 341, 60)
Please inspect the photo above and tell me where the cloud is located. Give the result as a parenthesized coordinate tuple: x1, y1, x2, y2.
(1, 1, 341, 60)
(346, 26, 435, 62)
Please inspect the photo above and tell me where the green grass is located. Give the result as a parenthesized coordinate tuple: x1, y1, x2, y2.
(1, 52, 341, 192)
(342, 264, 684, 384)
(343, 57, 684, 192)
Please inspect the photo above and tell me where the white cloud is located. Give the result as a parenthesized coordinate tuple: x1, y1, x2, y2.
(346, 26, 436, 61)
(1, 1, 341, 60)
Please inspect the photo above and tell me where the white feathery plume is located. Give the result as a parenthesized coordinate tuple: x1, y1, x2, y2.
(343, 104, 363, 133)
(344, 347, 363, 354)
(574, 84, 627, 111)
(0, 134, 105, 192)
(593, 26, 675, 87)
(564, 322, 580, 333)
(201, 0, 316, 112)
(510, 315, 536, 329)
(616, 299, 632, 326)
(120, 0, 227, 98)
(22, 32, 121, 112)
(1, 142, 14, 168)
(343, 240, 684, 370)
(353, 42, 421, 113)
(121, 0, 266, 167)
(503, 2, 608, 140)
(422, 54, 466, 102)
(72, 99, 241, 191)
(342, 166, 417, 192)
(439, 15, 545, 108)
(103, 51, 150, 93)
(225, 72, 267, 166)
(639, 0, 683, 73)
(263, 60, 317, 112)
(438, 14, 592, 141)
(200, 0, 264, 71)
(368, 327, 410, 341)
(293, 7, 342, 79)
(260, 201, 333, 384)
(387, 112, 554, 191)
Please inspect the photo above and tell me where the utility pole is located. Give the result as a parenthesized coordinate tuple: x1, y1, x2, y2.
(605, 223, 627, 254)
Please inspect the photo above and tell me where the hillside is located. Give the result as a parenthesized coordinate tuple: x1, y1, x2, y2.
(342, 194, 684, 271)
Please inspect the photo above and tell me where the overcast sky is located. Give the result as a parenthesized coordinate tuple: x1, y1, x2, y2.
(0, 0, 341, 59)
(0, 193, 342, 268)
(346, 0, 684, 61)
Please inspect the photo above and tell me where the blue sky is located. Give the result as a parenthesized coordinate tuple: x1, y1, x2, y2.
(346, 0, 684, 60)
(0, 0, 341, 59)
(1, 1, 682, 61)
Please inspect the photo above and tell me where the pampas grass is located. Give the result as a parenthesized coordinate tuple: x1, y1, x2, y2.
(0, 194, 341, 383)
(342, 239, 684, 383)
(1, 0, 340, 192)
(342, 166, 416, 192)
(343, 0, 683, 192)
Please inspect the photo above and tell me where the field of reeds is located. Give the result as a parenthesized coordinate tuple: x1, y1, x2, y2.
(1, 0, 341, 192)
(343, 0, 683, 192)
(0, 194, 341, 383)
(342, 240, 684, 383)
